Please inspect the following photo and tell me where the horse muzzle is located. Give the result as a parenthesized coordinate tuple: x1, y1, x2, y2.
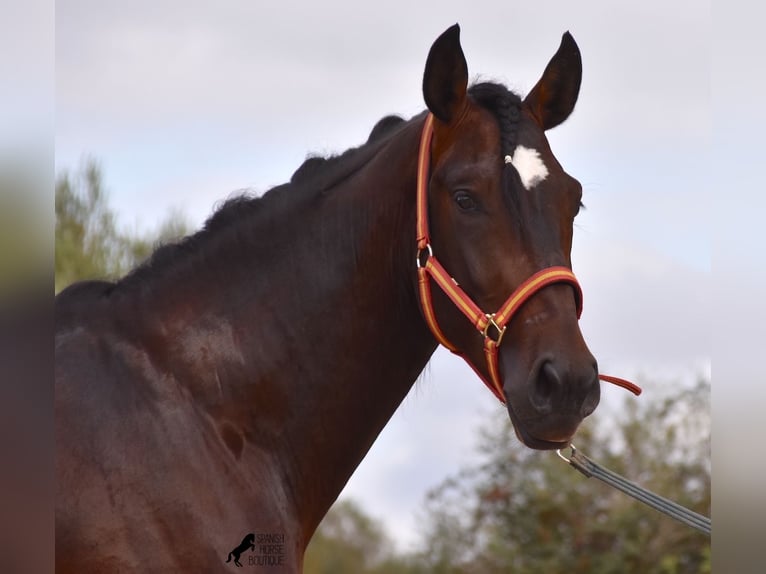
(504, 354, 601, 450)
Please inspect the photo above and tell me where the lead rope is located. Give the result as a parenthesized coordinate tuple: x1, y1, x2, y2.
(557, 445, 711, 536)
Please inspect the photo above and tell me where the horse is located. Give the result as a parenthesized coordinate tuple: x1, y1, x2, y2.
(56, 24, 609, 572)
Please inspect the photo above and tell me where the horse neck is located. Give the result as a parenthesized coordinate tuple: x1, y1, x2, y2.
(122, 116, 437, 540)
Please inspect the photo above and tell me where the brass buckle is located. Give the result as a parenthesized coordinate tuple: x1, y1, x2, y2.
(482, 314, 506, 345)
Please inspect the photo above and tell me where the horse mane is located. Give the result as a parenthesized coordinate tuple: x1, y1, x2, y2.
(289, 114, 407, 185)
(114, 114, 410, 293)
(114, 84, 520, 293)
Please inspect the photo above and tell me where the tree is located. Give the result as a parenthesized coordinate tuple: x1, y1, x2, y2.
(304, 499, 418, 574)
(55, 157, 189, 291)
(414, 380, 711, 574)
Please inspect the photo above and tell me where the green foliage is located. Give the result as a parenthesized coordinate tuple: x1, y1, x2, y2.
(0, 162, 49, 296)
(304, 499, 417, 574)
(415, 380, 711, 574)
(54, 157, 189, 292)
(306, 381, 710, 573)
(55, 158, 122, 290)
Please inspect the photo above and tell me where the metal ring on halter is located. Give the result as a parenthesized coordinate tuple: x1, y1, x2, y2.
(556, 444, 577, 464)
(416, 243, 433, 269)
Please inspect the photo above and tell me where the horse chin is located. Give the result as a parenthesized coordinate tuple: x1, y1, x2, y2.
(510, 423, 571, 451)
(505, 401, 578, 451)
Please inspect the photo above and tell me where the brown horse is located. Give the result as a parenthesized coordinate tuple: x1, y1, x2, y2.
(56, 25, 599, 572)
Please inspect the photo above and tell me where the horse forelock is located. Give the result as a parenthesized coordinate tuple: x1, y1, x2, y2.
(468, 82, 526, 220)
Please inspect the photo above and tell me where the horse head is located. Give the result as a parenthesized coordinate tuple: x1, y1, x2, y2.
(420, 25, 596, 450)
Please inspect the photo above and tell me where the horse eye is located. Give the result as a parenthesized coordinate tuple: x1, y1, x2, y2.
(454, 190, 478, 211)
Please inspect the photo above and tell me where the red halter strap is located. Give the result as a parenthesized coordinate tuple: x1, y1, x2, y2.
(415, 114, 641, 403)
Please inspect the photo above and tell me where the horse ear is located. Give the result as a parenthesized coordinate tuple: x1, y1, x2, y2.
(524, 32, 582, 130)
(423, 24, 469, 123)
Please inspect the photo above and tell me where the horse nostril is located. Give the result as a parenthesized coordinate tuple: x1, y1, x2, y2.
(529, 359, 601, 418)
(529, 360, 562, 415)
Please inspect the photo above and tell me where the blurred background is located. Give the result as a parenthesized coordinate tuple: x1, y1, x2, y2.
(3, 0, 740, 572)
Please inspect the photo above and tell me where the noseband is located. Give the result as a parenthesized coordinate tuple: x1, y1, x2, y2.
(415, 114, 641, 403)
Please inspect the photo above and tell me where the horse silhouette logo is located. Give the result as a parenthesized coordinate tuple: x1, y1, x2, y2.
(225, 533, 255, 567)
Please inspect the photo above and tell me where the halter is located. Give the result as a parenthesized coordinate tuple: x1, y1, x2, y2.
(415, 113, 641, 403)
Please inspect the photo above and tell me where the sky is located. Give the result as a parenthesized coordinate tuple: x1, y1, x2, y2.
(56, 0, 713, 551)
